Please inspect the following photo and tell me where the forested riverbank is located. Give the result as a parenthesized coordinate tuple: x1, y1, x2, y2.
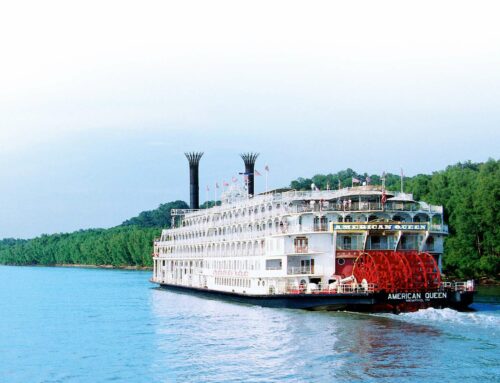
(0, 160, 498, 281)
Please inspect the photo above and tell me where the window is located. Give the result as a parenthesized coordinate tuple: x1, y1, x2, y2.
(343, 236, 352, 250)
(294, 237, 308, 253)
(426, 236, 435, 251)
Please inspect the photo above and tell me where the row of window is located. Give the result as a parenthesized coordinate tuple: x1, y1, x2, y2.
(164, 212, 441, 242)
(209, 259, 261, 271)
(214, 277, 251, 288)
(181, 198, 439, 229)
(336, 234, 435, 251)
(162, 221, 286, 242)
(182, 202, 288, 228)
(159, 240, 266, 256)
(157, 259, 262, 272)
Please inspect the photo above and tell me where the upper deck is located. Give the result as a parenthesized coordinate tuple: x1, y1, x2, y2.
(158, 186, 447, 245)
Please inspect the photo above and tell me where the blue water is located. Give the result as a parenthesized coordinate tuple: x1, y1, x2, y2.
(0, 266, 498, 383)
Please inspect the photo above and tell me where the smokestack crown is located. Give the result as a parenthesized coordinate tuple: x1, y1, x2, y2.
(185, 152, 204, 166)
(240, 152, 259, 167)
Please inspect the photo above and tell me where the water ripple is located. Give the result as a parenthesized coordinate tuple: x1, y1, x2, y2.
(0, 266, 498, 383)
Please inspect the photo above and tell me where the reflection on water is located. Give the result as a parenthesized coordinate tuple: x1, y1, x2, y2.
(0, 266, 498, 383)
(150, 289, 450, 383)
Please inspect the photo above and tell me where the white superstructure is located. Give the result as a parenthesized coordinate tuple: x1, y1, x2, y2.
(151, 184, 448, 296)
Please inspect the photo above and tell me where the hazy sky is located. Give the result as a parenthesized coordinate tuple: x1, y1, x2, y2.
(1, 0, 499, 238)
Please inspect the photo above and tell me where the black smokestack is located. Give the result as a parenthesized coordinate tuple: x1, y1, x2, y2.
(240, 152, 259, 197)
(185, 152, 203, 209)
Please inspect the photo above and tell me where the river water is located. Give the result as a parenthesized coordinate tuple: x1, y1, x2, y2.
(0, 266, 498, 383)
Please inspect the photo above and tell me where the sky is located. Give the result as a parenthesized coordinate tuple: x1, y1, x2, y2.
(0, 0, 499, 238)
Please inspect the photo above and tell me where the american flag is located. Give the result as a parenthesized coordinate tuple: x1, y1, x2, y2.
(352, 177, 360, 184)
(254, 169, 262, 176)
(232, 176, 238, 183)
(223, 181, 229, 187)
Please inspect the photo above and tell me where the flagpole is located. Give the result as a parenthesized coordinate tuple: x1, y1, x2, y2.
(214, 183, 217, 206)
(400, 168, 404, 193)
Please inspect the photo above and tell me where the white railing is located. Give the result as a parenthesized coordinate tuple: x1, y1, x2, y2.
(441, 280, 475, 292)
(287, 266, 323, 275)
(285, 282, 375, 294)
(430, 224, 448, 233)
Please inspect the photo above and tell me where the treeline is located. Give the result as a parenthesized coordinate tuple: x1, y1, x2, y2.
(121, 200, 188, 228)
(0, 200, 220, 268)
(290, 159, 499, 280)
(0, 200, 189, 268)
(0, 227, 158, 267)
(0, 160, 498, 280)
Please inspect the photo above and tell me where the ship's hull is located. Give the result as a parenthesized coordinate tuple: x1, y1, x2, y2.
(155, 282, 474, 313)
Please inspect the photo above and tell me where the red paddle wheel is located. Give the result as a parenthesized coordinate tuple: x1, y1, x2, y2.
(352, 251, 441, 292)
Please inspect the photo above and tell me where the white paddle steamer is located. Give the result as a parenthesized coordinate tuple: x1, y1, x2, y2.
(151, 153, 474, 312)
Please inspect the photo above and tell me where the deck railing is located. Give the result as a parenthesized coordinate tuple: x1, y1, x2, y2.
(294, 246, 309, 253)
(441, 280, 475, 292)
(285, 282, 375, 294)
(287, 266, 323, 275)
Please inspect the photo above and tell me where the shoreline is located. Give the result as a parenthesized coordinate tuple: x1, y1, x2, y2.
(54, 264, 153, 271)
(0, 264, 497, 284)
(0, 263, 153, 271)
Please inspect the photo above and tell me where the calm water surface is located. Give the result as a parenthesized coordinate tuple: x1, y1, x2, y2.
(0, 266, 498, 383)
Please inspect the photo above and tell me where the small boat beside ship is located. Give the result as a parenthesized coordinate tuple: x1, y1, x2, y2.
(151, 153, 475, 313)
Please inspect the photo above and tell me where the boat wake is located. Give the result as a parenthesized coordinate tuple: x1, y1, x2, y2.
(377, 307, 500, 329)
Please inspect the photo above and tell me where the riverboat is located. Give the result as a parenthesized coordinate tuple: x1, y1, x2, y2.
(151, 153, 475, 313)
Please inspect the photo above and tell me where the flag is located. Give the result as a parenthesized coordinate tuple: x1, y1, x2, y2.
(223, 181, 229, 187)
(352, 177, 360, 184)
(265, 165, 269, 172)
(244, 175, 249, 183)
(216, 182, 220, 189)
(206, 185, 210, 191)
(381, 189, 387, 205)
(232, 176, 238, 183)
(366, 176, 371, 184)
(254, 169, 262, 176)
